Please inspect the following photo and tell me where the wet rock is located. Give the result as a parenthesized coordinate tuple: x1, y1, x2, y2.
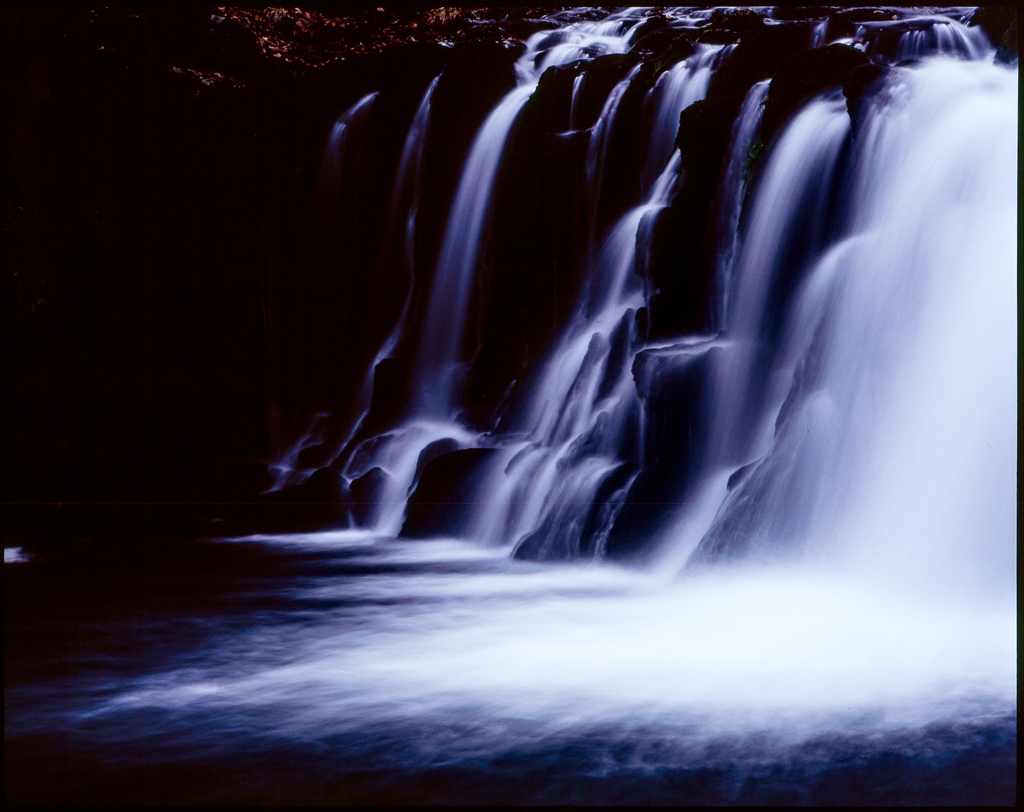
(707, 20, 814, 100)
(832, 8, 902, 24)
(631, 28, 694, 61)
(770, 7, 831, 22)
(651, 32, 698, 70)
(411, 438, 461, 494)
(709, 8, 767, 32)
(646, 94, 744, 339)
(588, 52, 661, 234)
(604, 346, 719, 560)
(571, 51, 643, 131)
(349, 466, 391, 527)
(761, 44, 869, 146)
(843, 62, 891, 134)
(970, 7, 1018, 63)
(628, 14, 671, 44)
(468, 68, 590, 427)
(362, 356, 414, 438)
(401, 448, 498, 538)
(254, 466, 350, 534)
(825, 14, 858, 42)
(694, 28, 745, 46)
(296, 442, 334, 471)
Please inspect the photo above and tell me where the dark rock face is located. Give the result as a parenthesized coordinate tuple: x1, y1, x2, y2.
(707, 21, 813, 99)
(401, 448, 498, 538)
(641, 19, 817, 342)
(349, 466, 392, 527)
(604, 346, 719, 560)
(1, 5, 525, 546)
(464, 63, 589, 429)
(247, 467, 350, 535)
(646, 94, 743, 340)
(970, 6, 1018, 63)
(761, 44, 869, 146)
(843, 62, 891, 134)
(410, 438, 462, 495)
(296, 442, 334, 472)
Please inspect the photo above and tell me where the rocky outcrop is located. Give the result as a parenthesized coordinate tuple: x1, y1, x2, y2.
(760, 44, 869, 146)
(970, 7, 1018, 63)
(401, 448, 498, 537)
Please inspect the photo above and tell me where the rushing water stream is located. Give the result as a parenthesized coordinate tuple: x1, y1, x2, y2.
(5, 6, 1016, 805)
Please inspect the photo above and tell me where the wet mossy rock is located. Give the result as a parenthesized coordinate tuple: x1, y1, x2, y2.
(650, 33, 698, 74)
(631, 30, 697, 74)
(709, 8, 765, 29)
(761, 44, 870, 146)
(708, 8, 768, 34)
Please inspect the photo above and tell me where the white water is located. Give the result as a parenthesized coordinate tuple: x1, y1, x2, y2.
(5, 546, 30, 563)
(249, 40, 1017, 763)
(710, 80, 769, 331)
(329, 76, 443, 480)
(79, 533, 1013, 763)
(670, 58, 1016, 592)
(642, 46, 725, 190)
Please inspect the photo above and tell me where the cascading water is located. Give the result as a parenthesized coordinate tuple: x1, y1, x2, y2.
(465, 45, 727, 557)
(641, 47, 725, 190)
(660, 56, 1016, 589)
(320, 8, 1015, 579)
(411, 14, 644, 417)
(710, 80, 769, 331)
(340, 13, 651, 534)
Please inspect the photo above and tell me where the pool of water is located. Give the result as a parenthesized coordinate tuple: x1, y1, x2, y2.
(4, 532, 1016, 804)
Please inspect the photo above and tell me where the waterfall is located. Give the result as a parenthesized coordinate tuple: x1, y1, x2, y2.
(410, 16, 644, 417)
(710, 80, 770, 331)
(278, 8, 1014, 580)
(340, 12, 648, 534)
(464, 48, 726, 557)
(670, 57, 1016, 588)
(8, 8, 1015, 805)
(408, 83, 535, 417)
(641, 47, 724, 190)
